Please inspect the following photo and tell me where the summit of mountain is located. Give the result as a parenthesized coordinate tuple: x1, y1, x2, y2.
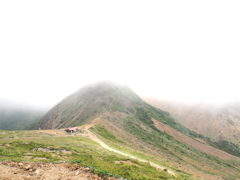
(33, 81, 142, 130)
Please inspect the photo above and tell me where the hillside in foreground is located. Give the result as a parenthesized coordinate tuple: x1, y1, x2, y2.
(0, 129, 179, 180)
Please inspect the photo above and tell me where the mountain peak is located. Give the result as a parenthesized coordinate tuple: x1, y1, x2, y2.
(33, 81, 142, 129)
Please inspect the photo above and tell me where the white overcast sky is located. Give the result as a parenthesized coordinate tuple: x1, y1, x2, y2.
(0, 0, 240, 108)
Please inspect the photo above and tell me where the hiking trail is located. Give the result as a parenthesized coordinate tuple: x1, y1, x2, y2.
(79, 124, 175, 176)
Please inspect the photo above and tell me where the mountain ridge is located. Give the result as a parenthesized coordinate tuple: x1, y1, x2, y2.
(9, 81, 240, 179)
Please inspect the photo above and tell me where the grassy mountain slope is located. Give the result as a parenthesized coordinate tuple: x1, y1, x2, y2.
(0, 129, 176, 180)
(90, 114, 240, 180)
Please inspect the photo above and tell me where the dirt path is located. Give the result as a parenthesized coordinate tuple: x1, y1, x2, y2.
(79, 124, 175, 176)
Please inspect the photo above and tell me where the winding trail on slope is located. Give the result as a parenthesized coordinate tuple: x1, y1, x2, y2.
(79, 124, 175, 176)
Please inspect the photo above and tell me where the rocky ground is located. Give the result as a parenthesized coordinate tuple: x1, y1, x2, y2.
(0, 161, 120, 180)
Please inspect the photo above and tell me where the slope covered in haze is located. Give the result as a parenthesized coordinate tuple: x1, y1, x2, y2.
(32, 81, 240, 179)
(142, 97, 240, 146)
(0, 100, 46, 130)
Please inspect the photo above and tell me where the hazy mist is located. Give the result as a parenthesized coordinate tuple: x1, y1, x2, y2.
(1, 1, 240, 108)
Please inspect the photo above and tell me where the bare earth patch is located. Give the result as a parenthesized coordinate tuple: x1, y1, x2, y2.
(0, 161, 119, 180)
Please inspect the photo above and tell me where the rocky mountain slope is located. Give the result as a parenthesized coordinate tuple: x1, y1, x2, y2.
(142, 97, 240, 146)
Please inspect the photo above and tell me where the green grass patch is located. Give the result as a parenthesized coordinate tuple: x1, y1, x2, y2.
(0, 130, 182, 180)
(90, 125, 126, 145)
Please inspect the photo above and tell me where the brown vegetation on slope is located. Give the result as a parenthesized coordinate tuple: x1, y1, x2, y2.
(152, 118, 240, 161)
(142, 96, 240, 145)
